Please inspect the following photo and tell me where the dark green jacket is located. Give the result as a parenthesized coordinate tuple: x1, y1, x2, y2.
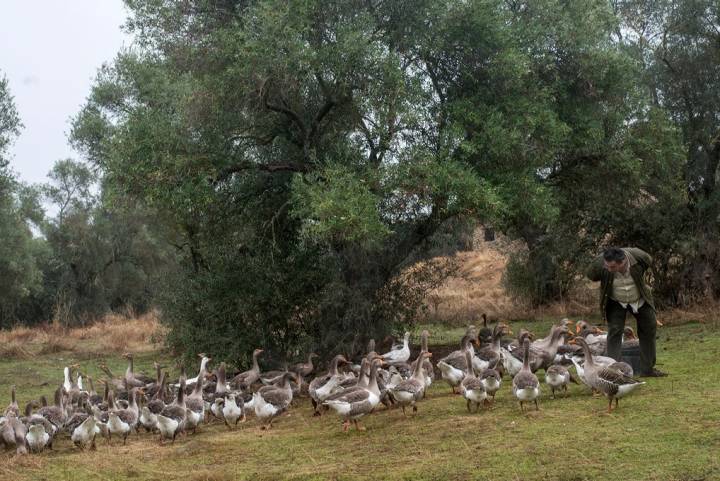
(586, 247, 655, 320)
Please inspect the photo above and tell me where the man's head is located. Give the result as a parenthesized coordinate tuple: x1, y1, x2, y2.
(603, 247, 627, 273)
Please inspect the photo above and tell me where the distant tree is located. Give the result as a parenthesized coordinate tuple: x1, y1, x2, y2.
(39, 158, 173, 325)
(606, 0, 720, 305)
(0, 74, 43, 327)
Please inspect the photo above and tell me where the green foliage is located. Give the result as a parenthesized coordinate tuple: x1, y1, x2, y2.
(62, 0, 707, 360)
(0, 74, 43, 327)
(291, 165, 389, 246)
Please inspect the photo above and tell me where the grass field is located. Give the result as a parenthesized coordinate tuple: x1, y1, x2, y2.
(1, 318, 719, 481)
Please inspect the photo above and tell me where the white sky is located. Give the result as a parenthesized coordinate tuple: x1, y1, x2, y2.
(0, 0, 131, 186)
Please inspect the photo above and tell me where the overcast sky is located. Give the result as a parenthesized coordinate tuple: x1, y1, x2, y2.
(0, 1, 130, 186)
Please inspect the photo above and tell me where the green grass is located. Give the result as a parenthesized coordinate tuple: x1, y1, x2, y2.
(1, 320, 720, 481)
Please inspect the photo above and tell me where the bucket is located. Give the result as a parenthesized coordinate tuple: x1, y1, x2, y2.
(620, 344, 643, 375)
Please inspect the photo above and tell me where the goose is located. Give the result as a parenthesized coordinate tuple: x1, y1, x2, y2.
(230, 348, 264, 390)
(107, 388, 141, 444)
(69, 414, 100, 450)
(437, 335, 475, 394)
(409, 330, 435, 388)
(512, 338, 540, 412)
(479, 313, 495, 346)
(460, 350, 487, 413)
(260, 364, 292, 386)
(23, 401, 55, 452)
(222, 393, 244, 428)
(324, 359, 371, 400)
(85, 376, 103, 407)
(309, 355, 348, 415)
(253, 372, 296, 429)
(389, 351, 433, 416)
(381, 332, 411, 364)
(157, 379, 187, 444)
(475, 324, 511, 373)
(1, 414, 27, 455)
(291, 353, 319, 378)
(508, 324, 570, 373)
(545, 365, 571, 399)
(570, 349, 620, 389)
(480, 361, 502, 403)
(185, 368, 207, 434)
(574, 338, 644, 412)
(183, 354, 212, 388)
(205, 362, 228, 419)
(25, 424, 51, 453)
(38, 386, 67, 431)
(63, 366, 75, 394)
(123, 353, 152, 388)
(145, 363, 169, 401)
(324, 359, 383, 432)
(140, 372, 167, 432)
(98, 363, 126, 392)
(209, 363, 229, 420)
(4, 386, 19, 417)
(609, 361, 634, 378)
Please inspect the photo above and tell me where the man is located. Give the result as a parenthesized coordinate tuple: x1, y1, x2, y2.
(586, 247, 667, 377)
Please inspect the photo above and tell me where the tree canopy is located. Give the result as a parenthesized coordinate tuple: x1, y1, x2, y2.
(1, 1, 718, 365)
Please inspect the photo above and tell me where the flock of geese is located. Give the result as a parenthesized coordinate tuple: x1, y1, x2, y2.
(0, 318, 646, 454)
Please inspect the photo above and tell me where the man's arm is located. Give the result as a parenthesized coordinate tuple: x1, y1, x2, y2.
(627, 248, 653, 268)
(586, 254, 605, 282)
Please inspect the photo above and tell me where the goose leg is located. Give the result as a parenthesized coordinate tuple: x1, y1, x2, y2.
(519, 401, 524, 412)
(466, 400, 472, 413)
(342, 420, 350, 432)
(614, 398, 619, 409)
(534, 399, 539, 411)
(401, 406, 406, 416)
(607, 398, 613, 413)
(311, 399, 320, 416)
(412, 405, 418, 414)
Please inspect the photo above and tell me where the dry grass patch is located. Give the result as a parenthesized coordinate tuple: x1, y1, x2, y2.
(0, 310, 165, 358)
(0, 341, 32, 359)
(36, 334, 76, 355)
(69, 311, 165, 351)
(0, 325, 40, 344)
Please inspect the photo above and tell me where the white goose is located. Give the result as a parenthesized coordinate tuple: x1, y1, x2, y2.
(381, 332, 411, 364)
(437, 335, 475, 394)
(222, 393, 244, 428)
(69, 415, 100, 450)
